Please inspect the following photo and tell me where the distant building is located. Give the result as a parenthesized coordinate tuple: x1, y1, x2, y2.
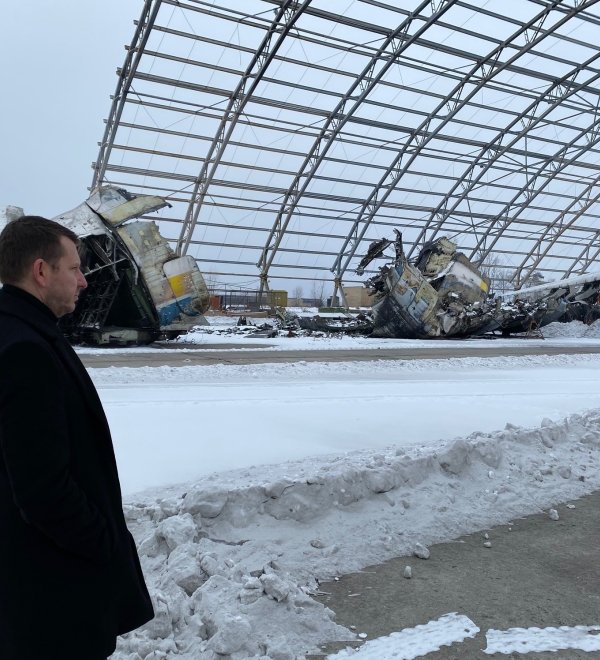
(342, 286, 372, 308)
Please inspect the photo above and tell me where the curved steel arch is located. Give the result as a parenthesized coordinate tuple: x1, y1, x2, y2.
(487, 165, 600, 284)
(565, 224, 600, 277)
(511, 170, 600, 285)
(91, 0, 600, 294)
(429, 73, 600, 280)
(329, 0, 598, 296)
(92, 0, 162, 189)
(406, 51, 600, 265)
(256, 0, 459, 294)
(175, 0, 312, 256)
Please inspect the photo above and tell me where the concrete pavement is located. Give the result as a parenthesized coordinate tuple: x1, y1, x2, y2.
(311, 490, 600, 658)
(79, 342, 600, 368)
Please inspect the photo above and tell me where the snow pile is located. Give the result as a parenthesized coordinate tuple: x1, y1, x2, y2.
(112, 410, 600, 659)
(160, 319, 600, 350)
(182, 315, 370, 341)
(189, 314, 600, 343)
(329, 613, 479, 659)
(542, 319, 600, 338)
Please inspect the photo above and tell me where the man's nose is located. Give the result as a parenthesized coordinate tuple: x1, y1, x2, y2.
(78, 271, 88, 289)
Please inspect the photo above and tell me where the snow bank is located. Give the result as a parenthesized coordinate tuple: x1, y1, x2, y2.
(91, 351, 600, 386)
(112, 409, 600, 659)
(542, 319, 600, 338)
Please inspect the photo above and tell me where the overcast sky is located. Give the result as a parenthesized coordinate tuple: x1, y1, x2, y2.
(0, 1, 141, 217)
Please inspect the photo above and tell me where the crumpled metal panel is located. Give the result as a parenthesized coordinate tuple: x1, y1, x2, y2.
(365, 231, 600, 338)
(368, 233, 494, 338)
(117, 221, 209, 328)
(87, 186, 169, 227)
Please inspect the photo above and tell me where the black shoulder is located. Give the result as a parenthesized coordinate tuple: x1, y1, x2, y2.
(0, 339, 58, 374)
(0, 313, 46, 350)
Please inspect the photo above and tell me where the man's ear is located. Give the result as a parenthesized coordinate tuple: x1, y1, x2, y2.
(31, 258, 48, 288)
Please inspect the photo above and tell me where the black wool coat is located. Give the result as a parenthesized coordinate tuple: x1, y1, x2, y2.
(0, 285, 154, 660)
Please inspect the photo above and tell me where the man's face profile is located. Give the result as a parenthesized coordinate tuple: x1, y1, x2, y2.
(42, 236, 88, 318)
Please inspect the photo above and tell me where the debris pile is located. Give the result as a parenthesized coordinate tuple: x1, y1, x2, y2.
(359, 231, 600, 339)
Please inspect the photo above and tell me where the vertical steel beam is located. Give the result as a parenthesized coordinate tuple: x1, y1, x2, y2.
(92, 0, 162, 190)
(257, 0, 458, 296)
(175, 0, 313, 257)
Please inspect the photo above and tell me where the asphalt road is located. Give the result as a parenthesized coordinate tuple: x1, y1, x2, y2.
(79, 342, 600, 368)
(311, 490, 600, 659)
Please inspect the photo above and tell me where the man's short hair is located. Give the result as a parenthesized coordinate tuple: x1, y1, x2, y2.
(0, 216, 80, 285)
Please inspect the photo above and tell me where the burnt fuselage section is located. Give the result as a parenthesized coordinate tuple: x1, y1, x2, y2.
(361, 231, 600, 339)
(363, 231, 493, 338)
(55, 187, 210, 345)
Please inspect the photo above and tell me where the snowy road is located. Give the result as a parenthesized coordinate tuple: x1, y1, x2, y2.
(79, 339, 600, 368)
(92, 355, 600, 496)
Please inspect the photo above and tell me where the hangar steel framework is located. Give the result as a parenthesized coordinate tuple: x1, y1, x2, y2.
(92, 0, 600, 304)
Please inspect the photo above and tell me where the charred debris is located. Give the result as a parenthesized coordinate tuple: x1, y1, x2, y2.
(280, 231, 600, 340)
(5, 184, 597, 344)
(2, 186, 210, 346)
(350, 230, 600, 339)
(56, 187, 211, 345)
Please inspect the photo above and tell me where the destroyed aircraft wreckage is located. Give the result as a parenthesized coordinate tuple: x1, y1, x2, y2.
(2, 187, 210, 345)
(358, 231, 600, 339)
(3, 189, 597, 343)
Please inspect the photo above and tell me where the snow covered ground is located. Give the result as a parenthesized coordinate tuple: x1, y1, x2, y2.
(88, 321, 600, 659)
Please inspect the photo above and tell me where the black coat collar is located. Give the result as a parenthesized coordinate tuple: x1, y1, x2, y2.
(0, 285, 109, 431)
(0, 285, 60, 341)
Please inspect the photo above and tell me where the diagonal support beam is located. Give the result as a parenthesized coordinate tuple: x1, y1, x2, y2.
(513, 176, 600, 286)
(175, 0, 313, 256)
(428, 59, 600, 274)
(331, 0, 599, 282)
(257, 0, 458, 294)
(416, 52, 600, 263)
(565, 227, 600, 277)
(484, 75, 600, 285)
(92, 0, 162, 189)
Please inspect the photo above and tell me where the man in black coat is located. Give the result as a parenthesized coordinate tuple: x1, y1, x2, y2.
(0, 216, 154, 659)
